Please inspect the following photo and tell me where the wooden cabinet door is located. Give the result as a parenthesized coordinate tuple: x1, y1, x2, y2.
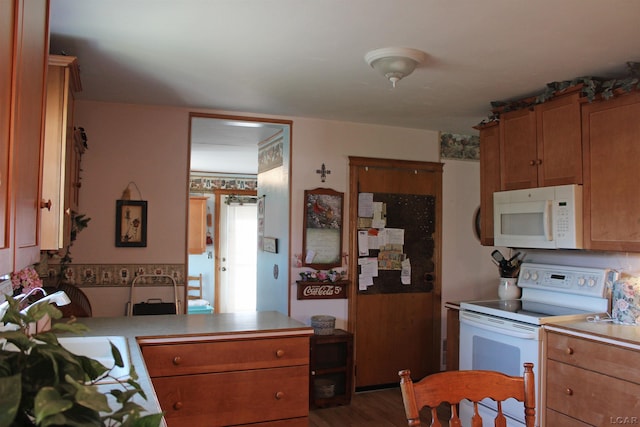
(41, 56, 81, 250)
(0, 0, 16, 274)
(582, 91, 640, 251)
(536, 92, 582, 187)
(478, 121, 500, 245)
(349, 157, 442, 387)
(500, 108, 537, 190)
(11, 0, 49, 270)
(188, 196, 207, 254)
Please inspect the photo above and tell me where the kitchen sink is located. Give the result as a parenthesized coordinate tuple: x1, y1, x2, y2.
(58, 336, 131, 384)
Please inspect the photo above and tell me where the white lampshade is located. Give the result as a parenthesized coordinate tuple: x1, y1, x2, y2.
(365, 47, 427, 87)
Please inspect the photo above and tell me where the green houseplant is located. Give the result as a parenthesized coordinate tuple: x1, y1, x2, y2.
(0, 298, 162, 426)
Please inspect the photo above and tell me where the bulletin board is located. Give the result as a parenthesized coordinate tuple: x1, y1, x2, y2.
(357, 192, 436, 294)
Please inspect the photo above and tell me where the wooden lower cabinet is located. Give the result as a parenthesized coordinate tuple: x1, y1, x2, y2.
(140, 335, 310, 426)
(545, 330, 640, 426)
(445, 302, 460, 371)
(309, 329, 353, 407)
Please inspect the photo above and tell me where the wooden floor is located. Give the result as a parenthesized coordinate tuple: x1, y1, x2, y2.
(309, 388, 451, 427)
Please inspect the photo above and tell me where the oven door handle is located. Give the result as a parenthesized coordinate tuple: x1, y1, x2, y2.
(460, 317, 538, 340)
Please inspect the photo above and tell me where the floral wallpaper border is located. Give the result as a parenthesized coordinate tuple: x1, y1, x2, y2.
(44, 264, 185, 287)
(189, 173, 257, 193)
(439, 132, 480, 161)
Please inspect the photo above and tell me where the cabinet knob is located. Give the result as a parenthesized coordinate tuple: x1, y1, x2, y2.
(172, 356, 182, 365)
(40, 199, 52, 211)
(275, 391, 285, 400)
(275, 349, 285, 358)
(173, 401, 183, 410)
(537, 159, 542, 165)
(529, 160, 535, 166)
(565, 388, 573, 396)
(565, 347, 574, 355)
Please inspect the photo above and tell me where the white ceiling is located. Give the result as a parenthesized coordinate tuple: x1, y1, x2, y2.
(49, 0, 640, 171)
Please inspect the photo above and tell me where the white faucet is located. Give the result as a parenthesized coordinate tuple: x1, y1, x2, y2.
(0, 290, 71, 333)
(19, 290, 71, 315)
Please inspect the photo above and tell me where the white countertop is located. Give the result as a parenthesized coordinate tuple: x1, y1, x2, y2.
(55, 311, 312, 424)
(545, 319, 640, 350)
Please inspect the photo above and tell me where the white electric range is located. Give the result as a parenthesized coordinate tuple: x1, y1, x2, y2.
(458, 262, 615, 427)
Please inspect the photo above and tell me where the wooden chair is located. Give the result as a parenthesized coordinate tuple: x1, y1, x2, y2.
(187, 274, 203, 300)
(398, 363, 535, 427)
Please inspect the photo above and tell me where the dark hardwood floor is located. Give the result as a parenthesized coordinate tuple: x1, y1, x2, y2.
(309, 388, 451, 427)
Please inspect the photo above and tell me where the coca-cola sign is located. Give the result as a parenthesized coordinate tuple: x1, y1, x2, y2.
(296, 280, 348, 300)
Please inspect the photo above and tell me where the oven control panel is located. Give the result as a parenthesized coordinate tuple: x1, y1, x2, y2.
(518, 263, 612, 297)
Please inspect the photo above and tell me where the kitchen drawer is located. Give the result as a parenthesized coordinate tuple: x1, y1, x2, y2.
(546, 331, 640, 382)
(141, 336, 309, 376)
(153, 365, 309, 426)
(545, 409, 592, 426)
(546, 359, 640, 425)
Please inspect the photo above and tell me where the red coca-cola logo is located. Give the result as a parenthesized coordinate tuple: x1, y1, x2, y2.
(303, 285, 342, 296)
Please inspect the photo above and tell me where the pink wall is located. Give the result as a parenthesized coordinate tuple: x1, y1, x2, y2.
(70, 100, 500, 345)
(72, 101, 188, 264)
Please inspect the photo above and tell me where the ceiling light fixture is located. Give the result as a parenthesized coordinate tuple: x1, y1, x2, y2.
(365, 47, 427, 87)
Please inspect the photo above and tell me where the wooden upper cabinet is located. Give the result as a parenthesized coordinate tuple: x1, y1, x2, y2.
(500, 107, 537, 190)
(0, 0, 17, 274)
(477, 121, 500, 246)
(41, 55, 82, 250)
(500, 92, 582, 190)
(188, 196, 207, 254)
(535, 92, 582, 187)
(6, 0, 49, 273)
(582, 91, 640, 251)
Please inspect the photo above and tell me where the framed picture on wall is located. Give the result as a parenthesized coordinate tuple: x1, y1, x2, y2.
(115, 200, 147, 247)
(302, 187, 343, 269)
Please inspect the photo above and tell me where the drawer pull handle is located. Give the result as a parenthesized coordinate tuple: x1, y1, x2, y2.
(565, 347, 574, 355)
(173, 356, 182, 365)
(565, 388, 573, 396)
(275, 391, 285, 400)
(173, 401, 183, 410)
(276, 349, 285, 358)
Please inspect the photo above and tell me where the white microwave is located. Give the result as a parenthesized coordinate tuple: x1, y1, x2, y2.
(493, 184, 583, 249)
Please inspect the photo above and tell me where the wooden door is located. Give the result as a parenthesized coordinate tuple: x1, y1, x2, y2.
(348, 157, 442, 388)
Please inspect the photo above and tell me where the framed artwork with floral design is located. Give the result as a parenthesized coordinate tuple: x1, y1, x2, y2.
(115, 200, 147, 247)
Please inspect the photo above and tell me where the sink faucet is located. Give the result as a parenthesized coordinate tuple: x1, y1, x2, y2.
(19, 290, 71, 315)
(0, 289, 71, 333)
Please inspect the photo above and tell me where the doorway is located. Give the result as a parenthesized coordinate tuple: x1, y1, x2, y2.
(187, 113, 292, 314)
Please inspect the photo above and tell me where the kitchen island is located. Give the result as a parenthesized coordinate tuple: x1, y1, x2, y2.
(57, 311, 313, 426)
